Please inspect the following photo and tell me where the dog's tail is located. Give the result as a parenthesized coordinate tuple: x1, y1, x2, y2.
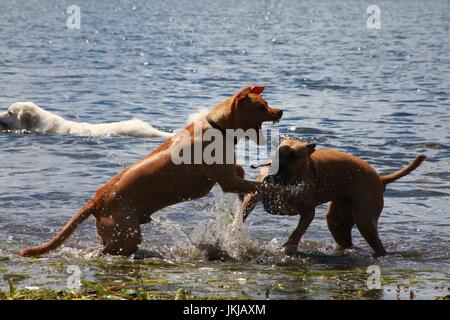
(380, 155, 426, 185)
(20, 199, 96, 257)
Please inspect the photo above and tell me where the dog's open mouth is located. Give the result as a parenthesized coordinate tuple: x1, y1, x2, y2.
(266, 119, 281, 125)
(272, 112, 283, 124)
(258, 117, 281, 129)
(252, 113, 282, 144)
(263, 111, 283, 127)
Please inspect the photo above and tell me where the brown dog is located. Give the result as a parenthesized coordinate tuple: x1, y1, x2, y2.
(21, 84, 285, 257)
(242, 138, 426, 256)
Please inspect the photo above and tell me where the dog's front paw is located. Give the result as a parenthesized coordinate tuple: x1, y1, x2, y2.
(283, 244, 298, 255)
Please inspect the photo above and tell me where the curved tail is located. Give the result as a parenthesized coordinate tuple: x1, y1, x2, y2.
(381, 154, 426, 185)
(20, 199, 96, 257)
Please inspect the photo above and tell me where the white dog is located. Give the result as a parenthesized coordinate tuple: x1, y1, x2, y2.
(0, 102, 173, 138)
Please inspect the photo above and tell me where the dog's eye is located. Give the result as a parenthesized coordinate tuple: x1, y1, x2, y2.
(7, 111, 13, 116)
(257, 105, 265, 111)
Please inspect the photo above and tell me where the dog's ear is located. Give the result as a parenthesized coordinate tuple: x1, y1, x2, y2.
(306, 143, 316, 154)
(234, 84, 265, 106)
(18, 110, 38, 129)
(250, 85, 265, 95)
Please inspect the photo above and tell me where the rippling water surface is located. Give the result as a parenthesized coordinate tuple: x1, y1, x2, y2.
(0, 0, 449, 299)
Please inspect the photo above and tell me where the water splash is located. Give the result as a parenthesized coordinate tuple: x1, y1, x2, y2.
(145, 195, 259, 262)
(190, 191, 260, 261)
(149, 215, 201, 260)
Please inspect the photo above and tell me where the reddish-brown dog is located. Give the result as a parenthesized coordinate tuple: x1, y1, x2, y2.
(21, 84, 284, 257)
(242, 138, 426, 256)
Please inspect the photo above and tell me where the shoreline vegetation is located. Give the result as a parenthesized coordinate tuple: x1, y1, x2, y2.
(0, 280, 250, 300)
(1, 285, 448, 300)
(1, 265, 448, 300)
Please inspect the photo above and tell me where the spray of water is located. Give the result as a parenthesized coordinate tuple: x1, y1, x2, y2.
(146, 187, 260, 261)
(149, 215, 201, 260)
(190, 189, 260, 261)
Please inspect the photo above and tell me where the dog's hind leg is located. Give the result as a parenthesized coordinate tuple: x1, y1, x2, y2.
(96, 213, 142, 256)
(326, 200, 354, 249)
(352, 198, 386, 257)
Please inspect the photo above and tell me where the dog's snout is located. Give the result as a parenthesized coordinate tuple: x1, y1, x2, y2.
(276, 110, 283, 119)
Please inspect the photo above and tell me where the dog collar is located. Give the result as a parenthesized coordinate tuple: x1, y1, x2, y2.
(309, 160, 318, 182)
(205, 115, 238, 145)
(308, 159, 320, 201)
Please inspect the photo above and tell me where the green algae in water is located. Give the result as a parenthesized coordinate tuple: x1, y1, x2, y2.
(0, 283, 249, 300)
(1, 251, 448, 300)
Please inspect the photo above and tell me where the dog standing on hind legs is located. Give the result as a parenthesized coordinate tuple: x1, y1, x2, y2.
(242, 138, 426, 256)
(20, 84, 289, 257)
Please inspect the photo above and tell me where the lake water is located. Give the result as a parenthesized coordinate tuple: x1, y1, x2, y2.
(0, 0, 449, 299)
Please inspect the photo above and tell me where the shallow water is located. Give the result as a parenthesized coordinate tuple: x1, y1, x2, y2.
(0, 0, 449, 299)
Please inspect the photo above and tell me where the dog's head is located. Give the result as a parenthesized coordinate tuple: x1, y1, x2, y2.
(209, 84, 283, 145)
(0, 102, 40, 131)
(273, 138, 316, 178)
(231, 84, 283, 131)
